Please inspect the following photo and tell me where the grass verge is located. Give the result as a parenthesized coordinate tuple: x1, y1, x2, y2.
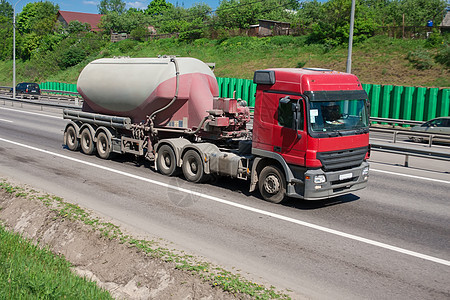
(0, 224, 112, 299)
(0, 180, 290, 299)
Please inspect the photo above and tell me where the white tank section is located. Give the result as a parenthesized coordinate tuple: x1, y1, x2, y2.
(77, 56, 219, 127)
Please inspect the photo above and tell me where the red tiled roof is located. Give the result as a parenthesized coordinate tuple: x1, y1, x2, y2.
(57, 10, 104, 31)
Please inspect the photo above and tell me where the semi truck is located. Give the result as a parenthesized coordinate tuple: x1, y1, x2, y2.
(63, 56, 370, 203)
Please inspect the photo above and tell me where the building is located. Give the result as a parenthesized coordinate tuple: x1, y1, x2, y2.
(440, 9, 450, 32)
(57, 10, 104, 32)
(249, 19, 291, 37)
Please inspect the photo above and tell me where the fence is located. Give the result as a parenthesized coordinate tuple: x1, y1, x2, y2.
(40, 79, 449, 122)
(40, 82, 77, 94)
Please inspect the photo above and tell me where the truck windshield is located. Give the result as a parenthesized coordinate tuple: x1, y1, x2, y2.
(309, 99, 368, 133)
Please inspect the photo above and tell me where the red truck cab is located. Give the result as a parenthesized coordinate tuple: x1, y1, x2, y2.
(250, 68, 370, 202)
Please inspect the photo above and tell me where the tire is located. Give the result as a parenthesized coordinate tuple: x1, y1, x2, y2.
(80, 128, 95, 155)
(258, 165, 286, 204)
(65, 125, 79, 151)
(96, 131, 112, 159)
(157, 145, 179, 176)
(182, 150, 208, 183)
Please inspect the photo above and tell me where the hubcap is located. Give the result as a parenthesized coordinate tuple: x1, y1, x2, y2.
(264, 174, 280, 194)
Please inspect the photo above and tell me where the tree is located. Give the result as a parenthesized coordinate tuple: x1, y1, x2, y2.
(99, 9, 150, 33)
(16, 1, 59, 35)
(67, 20, 91, 33)
(0, 0, 13, 18)
(98, 0, 126, 15)
(145, 0, 173, 15)
(215, 0, 295, 30)
(307, 0, 377, 46)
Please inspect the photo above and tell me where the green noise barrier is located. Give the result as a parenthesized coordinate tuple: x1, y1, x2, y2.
(41, 79, 449, 123)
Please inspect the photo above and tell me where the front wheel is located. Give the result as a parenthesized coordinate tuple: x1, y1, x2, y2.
(258, 165, 286, 204)
(157, 145, 179, 176)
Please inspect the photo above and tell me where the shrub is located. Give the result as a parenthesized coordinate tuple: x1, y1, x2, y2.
(406, 49, 433, 70)
(60, 47, 86, 69)
(435, 45, 450, 69)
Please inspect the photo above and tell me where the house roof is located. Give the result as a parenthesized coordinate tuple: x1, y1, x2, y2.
(440, 11, 450, 27)
(57, 10, 104, 31)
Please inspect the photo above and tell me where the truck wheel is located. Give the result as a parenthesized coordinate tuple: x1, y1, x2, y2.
(182, 150, 208, 183)
(80, 128, 95, 155)
(258, 166, 286, 204)
(96, 132, 111, 159)
(65, 126, 79, 151)
(157, 145, 179, 176)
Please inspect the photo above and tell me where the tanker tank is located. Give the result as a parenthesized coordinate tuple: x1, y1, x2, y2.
(77, 56, 219, 129)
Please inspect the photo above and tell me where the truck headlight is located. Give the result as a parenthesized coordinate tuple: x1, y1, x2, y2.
(362, 167, 369, 180)
(362, 167, 369, 176)
(314, 175, 326, 184)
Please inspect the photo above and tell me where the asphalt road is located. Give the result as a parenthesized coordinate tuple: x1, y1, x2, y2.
(0, 103, 449, 299)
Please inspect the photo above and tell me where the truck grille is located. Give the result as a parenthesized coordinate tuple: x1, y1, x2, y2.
(316, 146, 368, 171)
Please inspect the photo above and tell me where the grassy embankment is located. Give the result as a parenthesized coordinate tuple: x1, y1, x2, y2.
(0, 35, 448, 88)
(0, 184, 113, 300)
(0, 180, 289, 299)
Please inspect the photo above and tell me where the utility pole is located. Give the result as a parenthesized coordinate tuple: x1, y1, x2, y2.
(13, 0, 24, 100)
(346, 0, 356, 73)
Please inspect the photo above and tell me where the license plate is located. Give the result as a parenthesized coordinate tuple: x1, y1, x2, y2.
(339, 173, 352, 180)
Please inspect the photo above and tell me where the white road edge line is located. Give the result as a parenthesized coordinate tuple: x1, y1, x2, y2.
(1, 136, 449, 267)
(0, 106, 61, 119)
(371, 168, 450, 184)
(0, 118, 13, 123)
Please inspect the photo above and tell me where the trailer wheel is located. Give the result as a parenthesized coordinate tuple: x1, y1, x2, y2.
(258, 165, 286, 204)
(157, 145, 179, 176)
(182, 150, 208, 183)
(65, 126, 79, 151)
(80, 128, 95, 155)
(96, 132, 111, 159)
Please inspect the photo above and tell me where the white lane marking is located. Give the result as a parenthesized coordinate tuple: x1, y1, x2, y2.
(371, 168, 450, 184)
(0, 106, 61, 119)
(0, 118, 13, 123)
(1, 136, 449, 267)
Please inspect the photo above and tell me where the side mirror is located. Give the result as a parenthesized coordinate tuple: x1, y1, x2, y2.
(293, 100, 302, 140)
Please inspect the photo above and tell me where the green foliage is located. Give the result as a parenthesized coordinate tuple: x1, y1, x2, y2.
(16, 1, 59, 35)
(215, 0, 295, 29)
(60, 47, 86, 69)
(0, 225, 113, 299)
(307, 0, 377, 47)
(98, 0, 126, 15)
(67, 20, 91, 33)
(99, 10, 150, 34)
(145, 0, 173, 15)
(435, 45, 450, 68)
(0, 0, 13, 18)
(0, 15, 12, 60)
(407, 49, 434, 70)
(130, 26, 148, 41)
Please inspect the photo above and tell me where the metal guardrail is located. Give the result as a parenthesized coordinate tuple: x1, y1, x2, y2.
(369, 117, 423, 126)
(0, 95, 81, 110)
(370, 127, 450, 147)
(371, 142, 450, 166)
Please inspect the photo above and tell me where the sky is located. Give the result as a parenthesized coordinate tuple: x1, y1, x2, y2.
(12, 0, 222, 14)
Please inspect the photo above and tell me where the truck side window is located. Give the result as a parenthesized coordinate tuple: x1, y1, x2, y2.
(278, 99, 303, 130)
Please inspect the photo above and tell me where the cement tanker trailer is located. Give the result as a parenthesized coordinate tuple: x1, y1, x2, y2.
(64, 56, 370, 203)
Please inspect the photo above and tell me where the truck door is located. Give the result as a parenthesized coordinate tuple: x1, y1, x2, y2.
(273, 94, 307, 166)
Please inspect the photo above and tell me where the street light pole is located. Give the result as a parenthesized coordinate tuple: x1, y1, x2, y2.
(13, 0, 23, 100)
(346, 0, 356, 73)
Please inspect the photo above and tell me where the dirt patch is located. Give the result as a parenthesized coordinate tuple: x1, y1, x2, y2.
(0, 187, 245, 300)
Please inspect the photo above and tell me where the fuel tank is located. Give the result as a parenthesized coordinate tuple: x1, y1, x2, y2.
(77, 56, 219, 129)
